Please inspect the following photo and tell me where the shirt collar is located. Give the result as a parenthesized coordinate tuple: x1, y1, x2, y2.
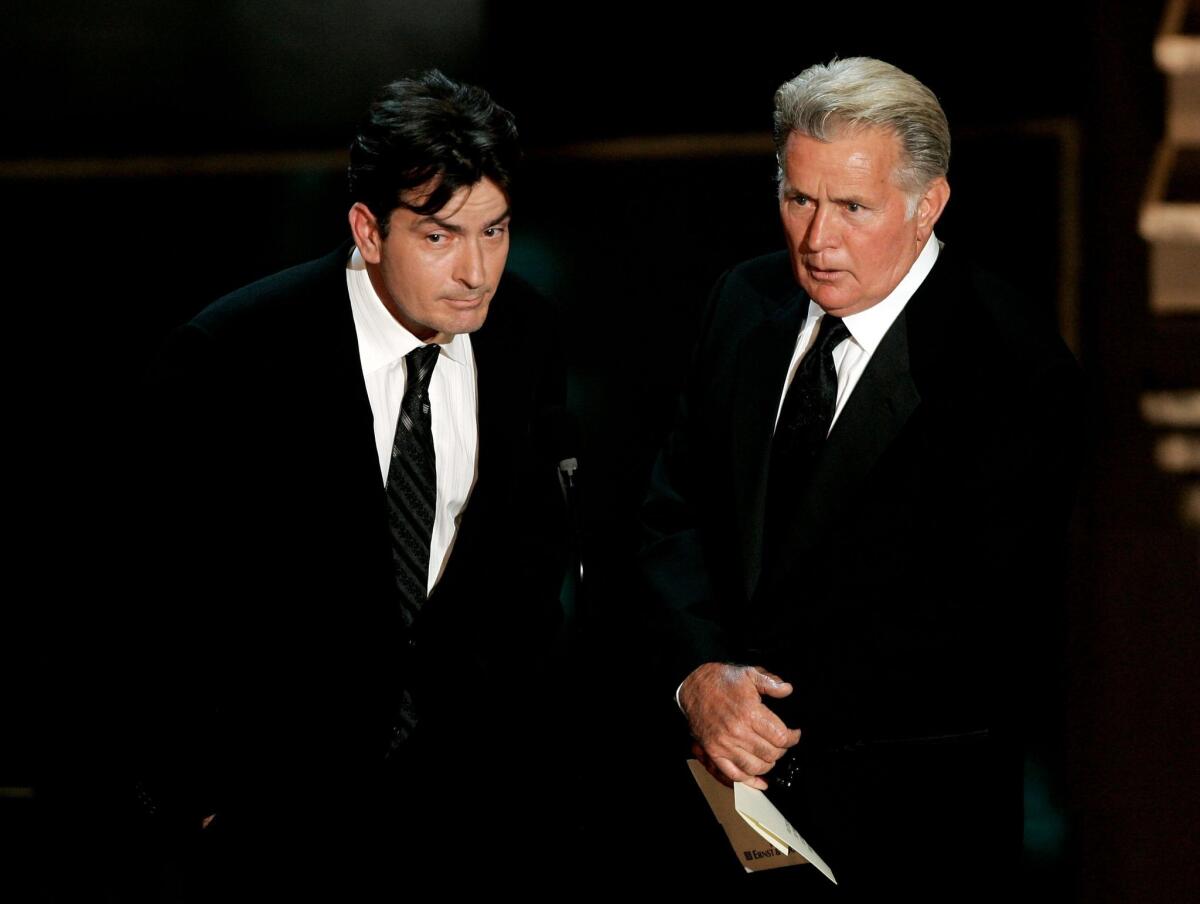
(346, 246, 470, 372)
(809, 233, 941, 355)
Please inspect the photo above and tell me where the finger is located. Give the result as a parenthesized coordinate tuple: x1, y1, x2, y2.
(706, 762, 736, 788)
(747, 709, 802, 753)
(696, 731, 776, 780)
(693, 746, 736, 788)
(732, 725, 791, 765)
(705, 749, 763, 787)
(751, 667, 794, 699)
(753, 667, 786, 685)
(694, 706, 793, 764)
(712, 755, 766, 790)
(696, 725, 795, 771)
(717, 741, 777, 779)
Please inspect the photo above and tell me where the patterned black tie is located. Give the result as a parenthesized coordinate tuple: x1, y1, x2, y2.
(387, 344, 440, 617)
(384, 343, 439, 755)
(766, 313, 850, 544)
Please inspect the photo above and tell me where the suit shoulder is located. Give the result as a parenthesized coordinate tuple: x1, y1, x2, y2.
(484, 269, 563, 338)
(966, 261, 1078, 375)
(494, 269, 558, 315)
(914, 249, 1078, 379)
(189, 245, 349, 341)
(720, 251, 797, 308)
(692, 250, 800, 346)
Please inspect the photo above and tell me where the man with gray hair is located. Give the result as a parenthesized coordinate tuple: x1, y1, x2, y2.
(641, 57, 1080, 896)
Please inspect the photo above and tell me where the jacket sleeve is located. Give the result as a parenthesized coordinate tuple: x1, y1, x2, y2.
(638, 270, 738, 689)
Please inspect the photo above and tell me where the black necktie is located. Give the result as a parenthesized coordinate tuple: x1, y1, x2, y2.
(384, 344, 439, 756)
(766, 313, 850, 543)
(386, 343, 440, 621)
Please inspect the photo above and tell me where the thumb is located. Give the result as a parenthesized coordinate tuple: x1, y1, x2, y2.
(751, 667, 794, 699)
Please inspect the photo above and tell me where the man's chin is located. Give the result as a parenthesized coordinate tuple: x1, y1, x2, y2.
(434, 306, 491, 339)
(799, 281, 844, 310)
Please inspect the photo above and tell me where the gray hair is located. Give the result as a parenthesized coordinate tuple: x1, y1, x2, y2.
(773, 57, 950, 206)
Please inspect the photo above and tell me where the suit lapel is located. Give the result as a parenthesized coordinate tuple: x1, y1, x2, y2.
(447, 325, 491, 584)
(468, 311, 501, 472)
(732, 292, 806, 599)
(783, 310, 921, 561)
(313, 245, 384, 509)
(299, 244, 395, 597)
(755, 248, 967, 599)
(432, 298, 513, 599)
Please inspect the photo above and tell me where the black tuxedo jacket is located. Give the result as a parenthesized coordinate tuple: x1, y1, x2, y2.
(136, 243, 568, 885)
(641, 246, 1081, 896)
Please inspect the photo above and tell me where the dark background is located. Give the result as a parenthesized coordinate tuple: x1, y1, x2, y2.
(3, 1, 1197, 900)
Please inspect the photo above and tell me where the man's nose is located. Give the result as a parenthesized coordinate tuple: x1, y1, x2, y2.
(455, 239, 486, 289)
(805, 204, 838, 251)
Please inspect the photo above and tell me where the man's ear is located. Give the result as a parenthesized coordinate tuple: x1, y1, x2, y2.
(349, 202, 384, 264)
(914, 177, 950, 244)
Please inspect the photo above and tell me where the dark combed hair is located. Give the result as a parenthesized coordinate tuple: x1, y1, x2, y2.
(347, 69, 520, 233)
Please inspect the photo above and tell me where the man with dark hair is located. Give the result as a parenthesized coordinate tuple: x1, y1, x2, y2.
(641, 58, 1080, 898)
(138, 70, 568, 892)
(348, 70, 520, 224)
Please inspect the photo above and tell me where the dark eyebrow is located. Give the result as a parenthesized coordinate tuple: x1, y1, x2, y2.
(416, 208, 512, 233)
(416, 215, 464, 235)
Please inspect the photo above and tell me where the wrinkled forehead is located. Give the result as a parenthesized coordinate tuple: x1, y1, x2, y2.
(781, 123, 910, 194)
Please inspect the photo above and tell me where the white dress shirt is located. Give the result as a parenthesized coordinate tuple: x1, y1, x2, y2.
(775, 234, 941, 433)
(346, 247, 479, 594)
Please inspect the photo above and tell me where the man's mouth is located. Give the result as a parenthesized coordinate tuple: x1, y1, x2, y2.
(804, 264, 842, 282)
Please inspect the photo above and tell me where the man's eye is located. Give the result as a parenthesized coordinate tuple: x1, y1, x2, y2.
(426, 233, 445, 244)
(483, 226, 506, 238)
(846, 202, 861, 213)
(792, 195, 810, 206)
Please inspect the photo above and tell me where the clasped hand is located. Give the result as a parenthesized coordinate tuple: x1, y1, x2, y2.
(679, 663, 801, 791)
